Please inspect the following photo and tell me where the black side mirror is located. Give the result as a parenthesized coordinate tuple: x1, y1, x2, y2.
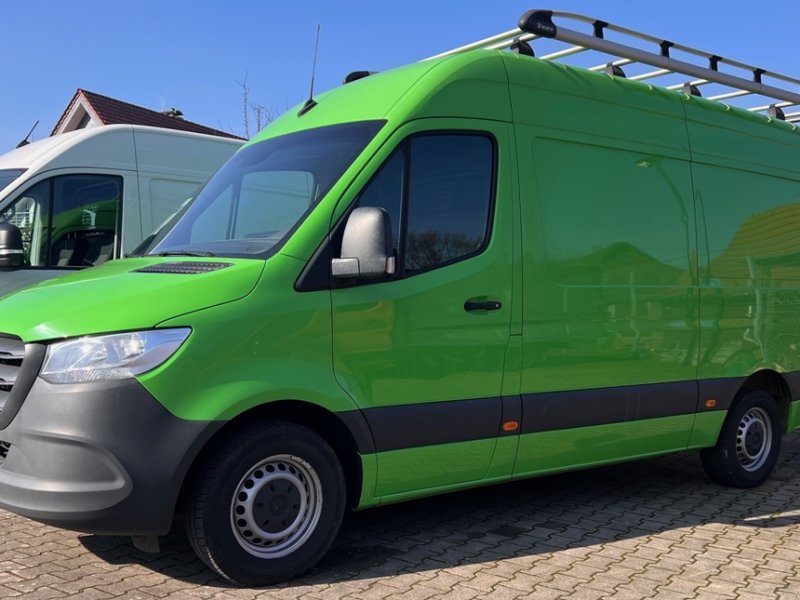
(331, 207, 395, 279)
(0, 223, 23, 269)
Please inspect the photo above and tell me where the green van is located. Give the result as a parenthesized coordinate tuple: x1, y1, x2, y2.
(1, 10, 800, 586)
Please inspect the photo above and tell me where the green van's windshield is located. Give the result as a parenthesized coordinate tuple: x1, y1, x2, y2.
(150, 121, 384, 258)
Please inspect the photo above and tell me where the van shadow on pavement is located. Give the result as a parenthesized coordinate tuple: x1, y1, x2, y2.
(79, 434, 800, 589)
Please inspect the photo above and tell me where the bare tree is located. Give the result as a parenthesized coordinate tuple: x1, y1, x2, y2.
(237, 73, 276, 138)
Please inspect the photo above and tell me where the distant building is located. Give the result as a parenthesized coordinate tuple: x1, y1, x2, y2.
(51, 89, 243, 140)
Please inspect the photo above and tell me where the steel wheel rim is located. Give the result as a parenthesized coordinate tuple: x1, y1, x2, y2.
(736, 407, 772, 472)
(230, 454, 323, 558)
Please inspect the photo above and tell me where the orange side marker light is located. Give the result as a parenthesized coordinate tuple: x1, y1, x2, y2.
(705, 399, 717, 409)
(503, 421, 519, 432)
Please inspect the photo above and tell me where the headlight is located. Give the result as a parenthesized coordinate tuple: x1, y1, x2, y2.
(40, 328, 191, 384)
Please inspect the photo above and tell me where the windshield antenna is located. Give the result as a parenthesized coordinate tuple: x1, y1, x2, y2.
(298, 25, 321, 116)
(16, 120, 39, 149)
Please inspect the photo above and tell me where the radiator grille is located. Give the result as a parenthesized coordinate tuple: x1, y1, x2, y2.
(0, 335, 24, 411)
(0, 335, 45, 429)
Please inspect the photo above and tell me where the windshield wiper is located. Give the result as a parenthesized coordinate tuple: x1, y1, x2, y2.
(157, 250, 216, 257)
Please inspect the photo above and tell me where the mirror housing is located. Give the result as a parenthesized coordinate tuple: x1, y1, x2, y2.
(332, 207, 395, 279)
(0, 223, 23, 269)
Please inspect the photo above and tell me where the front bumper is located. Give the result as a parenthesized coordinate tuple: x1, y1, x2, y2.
(0, 377, 219, 535)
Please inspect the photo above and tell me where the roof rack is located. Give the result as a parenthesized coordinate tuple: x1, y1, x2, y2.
(425, 9, 800, 123)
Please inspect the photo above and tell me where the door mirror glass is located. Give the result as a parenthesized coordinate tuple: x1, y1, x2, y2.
(332, 207, 395, 278)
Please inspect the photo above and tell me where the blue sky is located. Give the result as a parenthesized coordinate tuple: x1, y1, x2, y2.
(2, 0, 799, 151)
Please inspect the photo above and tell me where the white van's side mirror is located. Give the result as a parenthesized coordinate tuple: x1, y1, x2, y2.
(331, 207, 395, 279)
(0, 223, 24, 269)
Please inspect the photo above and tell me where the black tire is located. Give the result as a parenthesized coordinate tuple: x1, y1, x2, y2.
(184, 421, 346, 586)
(700, 389, 782, 488)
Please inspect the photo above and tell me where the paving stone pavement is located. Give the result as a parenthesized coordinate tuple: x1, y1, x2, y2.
(3, 435, 800, 599)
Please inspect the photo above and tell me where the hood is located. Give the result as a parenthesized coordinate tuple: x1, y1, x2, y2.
(0, 257, 265, 342)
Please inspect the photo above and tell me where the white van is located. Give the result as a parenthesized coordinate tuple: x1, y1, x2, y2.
(0, 125, 242, 296)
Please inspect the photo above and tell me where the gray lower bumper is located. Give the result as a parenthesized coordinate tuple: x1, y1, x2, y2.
(0, 378, 219, 535)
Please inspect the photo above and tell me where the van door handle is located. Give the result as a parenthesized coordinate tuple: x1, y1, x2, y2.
(464, 299, 502, 312)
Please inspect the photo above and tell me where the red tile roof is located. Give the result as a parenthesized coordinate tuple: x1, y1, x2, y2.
(51, 89, 244, 140)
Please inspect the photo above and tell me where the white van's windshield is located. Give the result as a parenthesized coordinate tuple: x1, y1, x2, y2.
(0, 169, 26, 195)
(150, 121, 385, 259)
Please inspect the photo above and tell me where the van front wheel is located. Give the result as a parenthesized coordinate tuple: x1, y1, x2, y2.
(700, 389, 781, 488)
(184, 421, 346, 586)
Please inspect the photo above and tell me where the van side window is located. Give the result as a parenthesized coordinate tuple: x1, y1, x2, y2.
(405, 135, 493, 271)
(357, 150, 405, 251)
(356, 133, 494, 275)
(0, 180, 50, 266)
(0, 174, 122, 268)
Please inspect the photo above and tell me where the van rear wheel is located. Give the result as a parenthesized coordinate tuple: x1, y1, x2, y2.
(700, 389, 781, 488)
(184, 421, 345, 586)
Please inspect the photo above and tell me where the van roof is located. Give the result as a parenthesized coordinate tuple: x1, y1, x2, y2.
(0, 124, 243, 173)
(248, 52, 513, 145)
(251, 47, 800, 149)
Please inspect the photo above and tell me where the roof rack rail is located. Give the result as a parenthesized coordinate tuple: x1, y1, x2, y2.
(425, 9, 800, 121)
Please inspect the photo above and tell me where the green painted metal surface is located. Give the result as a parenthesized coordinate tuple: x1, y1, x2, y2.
(0, 257, 264, 341)
(687, 411, 727, 448)
(141, 254, 357, 420)
(514, 415, 694, 477)
(787, 400, 800, 433)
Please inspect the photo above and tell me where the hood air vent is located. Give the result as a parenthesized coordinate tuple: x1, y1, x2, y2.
(134, 262, 233, 275)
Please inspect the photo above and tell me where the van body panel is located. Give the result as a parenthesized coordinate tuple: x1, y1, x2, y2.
(687, 411, 728, 447)
(143, 254, 360, 420)
(787, 400, 800, 432)
(0, 128, 138, 188)
(0, 257, 263, 341)
(682, 94, 800, 175)
(252, 54, 510, 148)
(371, 438, 499, 498)
(252, 61, 440, 142)
(514, 414, 695, 478)
(506, 55, 700, 472)
(390, 53, 513, 123)
(503, 54, 691, 156)
(120, 173, 142, 255)
(330, 117, 517, 495)
(683, 97, 800, 383)
(0, 269, 72, 298)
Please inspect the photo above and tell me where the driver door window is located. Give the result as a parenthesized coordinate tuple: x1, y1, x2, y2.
(356, 133, 494, 276)
(0, 180, 50, 266)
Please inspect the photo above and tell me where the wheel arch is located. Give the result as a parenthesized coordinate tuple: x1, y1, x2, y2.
(177, 400, 373, 517)
(738, 370, 792, 432)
